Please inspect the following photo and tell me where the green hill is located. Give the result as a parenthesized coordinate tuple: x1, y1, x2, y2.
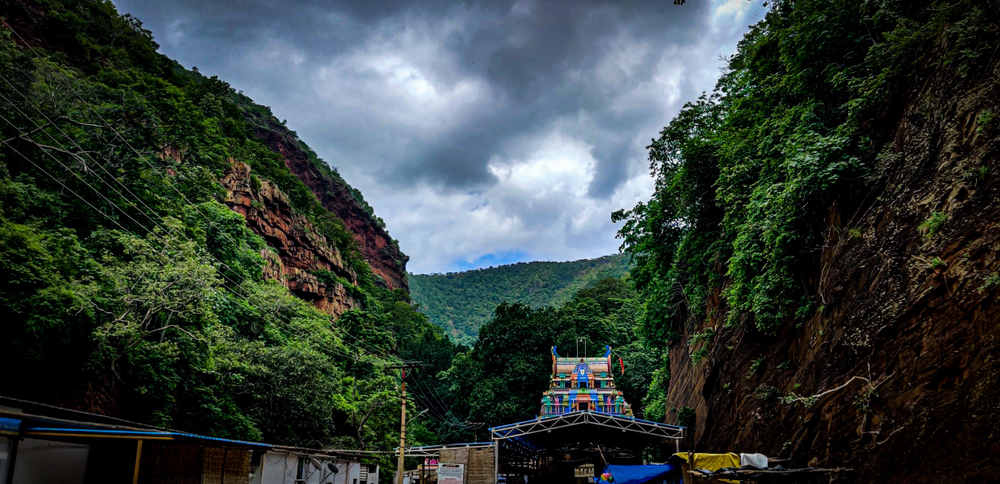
(0, 0, 456, 454)
(408, 254, 631, 343)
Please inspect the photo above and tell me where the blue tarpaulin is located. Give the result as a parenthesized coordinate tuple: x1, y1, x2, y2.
(596, 464, 680, 484)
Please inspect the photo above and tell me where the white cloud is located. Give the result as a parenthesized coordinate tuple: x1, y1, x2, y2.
(111, 0, 768, 273)
(333, 1, 763, 273)
(164, 19, 188, 47)
(307, 15, 492, 140)
(369, 128, 653, 273)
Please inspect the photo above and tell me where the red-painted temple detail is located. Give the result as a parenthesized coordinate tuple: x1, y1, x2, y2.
(539, 346, 633, 417)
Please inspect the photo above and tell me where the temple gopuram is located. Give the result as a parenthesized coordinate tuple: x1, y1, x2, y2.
(539, 345, 633, 417)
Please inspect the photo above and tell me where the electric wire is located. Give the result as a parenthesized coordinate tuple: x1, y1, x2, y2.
(0, 69, 399, 367)
(410, 371, 462, 424)
(408, 371, 474, 429)
(0, 24, 464, 442)
(0, 18, 406, 367)
(0, 22, 483, 458)
(405, 376, 463, 427)
(0, 106, 370, 367)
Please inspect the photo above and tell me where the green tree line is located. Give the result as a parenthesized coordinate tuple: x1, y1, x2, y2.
(438, 278, 665, 428)
(408, 254, 631, 344)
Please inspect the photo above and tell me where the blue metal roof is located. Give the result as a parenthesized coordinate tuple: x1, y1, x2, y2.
(24, 426, 272, 448)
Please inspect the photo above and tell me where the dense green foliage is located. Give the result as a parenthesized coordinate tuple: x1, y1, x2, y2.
(0, 0, 453, 467)
(409, 254, 631, 343)
(614, 0, 998, 413)
(440, 278, 660, 426)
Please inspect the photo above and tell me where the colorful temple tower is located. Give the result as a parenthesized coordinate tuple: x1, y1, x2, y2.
(538, 345, 634, 417)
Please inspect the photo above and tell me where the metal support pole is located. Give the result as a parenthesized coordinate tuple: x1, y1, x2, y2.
(493, 439, 499, 484)
(397, 369, 407, 484)
(132, 439, 143, 484)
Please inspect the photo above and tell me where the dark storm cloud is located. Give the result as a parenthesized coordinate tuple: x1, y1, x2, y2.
(117, 0, 708, 189)
(111, 0, 766, 271)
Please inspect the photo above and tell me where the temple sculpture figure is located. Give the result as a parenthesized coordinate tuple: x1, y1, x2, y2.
(538, 345, 634, 417)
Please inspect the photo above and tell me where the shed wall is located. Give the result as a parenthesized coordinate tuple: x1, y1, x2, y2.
(440, 447, 494, 484)
(12, 438, 89, 484)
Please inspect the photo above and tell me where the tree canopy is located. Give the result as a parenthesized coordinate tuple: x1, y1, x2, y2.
(0, 1, 454, 468)
(409, 254, 631, 344)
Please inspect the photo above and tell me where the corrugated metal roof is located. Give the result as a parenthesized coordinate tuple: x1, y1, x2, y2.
(22, 426, 272, 448)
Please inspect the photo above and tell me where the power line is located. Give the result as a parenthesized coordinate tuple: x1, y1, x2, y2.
(0, 105, 372, 367)
(0, 27, 474, 449)
(0, 57, 401, 367)
(0, 18, 407, 366)
(408, 371, 472, 429)
(406, 377, 462, 427)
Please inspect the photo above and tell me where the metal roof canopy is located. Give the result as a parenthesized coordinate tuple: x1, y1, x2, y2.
(22, 426, 272, 448)
(489, 411, 684, 454)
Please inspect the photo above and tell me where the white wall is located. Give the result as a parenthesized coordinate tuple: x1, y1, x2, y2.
(12, 438, 89, 484)
(260, 452, 295, 484)
(259, 451, 354, 484)
(0, 437, 13, 484)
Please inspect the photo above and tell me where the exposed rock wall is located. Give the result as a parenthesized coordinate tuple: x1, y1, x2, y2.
(252, 126, 409, 291)
(222, 160, 359, 316)
(665, 54, 1000, 482)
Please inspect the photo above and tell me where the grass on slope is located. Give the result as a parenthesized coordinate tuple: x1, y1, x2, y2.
(408, 254, 631, 344)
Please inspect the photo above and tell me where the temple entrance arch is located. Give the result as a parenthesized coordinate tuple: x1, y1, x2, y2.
(487, 346, 685, 483)
(490, 411, 684, 484)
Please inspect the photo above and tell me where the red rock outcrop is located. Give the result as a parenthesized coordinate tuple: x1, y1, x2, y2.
(222, 160, 360, 316)
(252, 125, 409, 291)
(664, 53, 1000, 482)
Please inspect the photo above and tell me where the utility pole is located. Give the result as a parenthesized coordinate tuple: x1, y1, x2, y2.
(389, 363, 423, 484)
(397, 367, 407, 484)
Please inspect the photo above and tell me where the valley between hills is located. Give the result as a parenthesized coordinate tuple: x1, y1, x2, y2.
(0, 0, 998, 482)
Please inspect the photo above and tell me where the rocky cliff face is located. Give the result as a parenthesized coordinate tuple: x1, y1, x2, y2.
(252, 125, 409, 291)
(666, 51, 1000, 482)
(222, 160, 360, 316)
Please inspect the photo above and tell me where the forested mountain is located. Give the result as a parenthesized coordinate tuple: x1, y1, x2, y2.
(408, 254, 631, 343)
(616, 0, 1000, 481)
(0, 0, 450, 466)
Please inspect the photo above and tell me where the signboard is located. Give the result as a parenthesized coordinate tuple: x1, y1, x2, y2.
(0, 418, 21, 436)
(437, 463, 464, 484)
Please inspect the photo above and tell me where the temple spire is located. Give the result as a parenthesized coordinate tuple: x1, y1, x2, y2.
(538, 345, 634, 417)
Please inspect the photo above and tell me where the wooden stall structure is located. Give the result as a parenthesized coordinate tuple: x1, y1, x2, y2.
(253, 447, 379, 484)
(675, 452, 852, 483)
(397, 443, 495, 484)
(0, 396, 379, 484)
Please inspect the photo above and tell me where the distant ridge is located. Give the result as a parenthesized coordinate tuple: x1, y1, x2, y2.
(408, 254, 631, 343)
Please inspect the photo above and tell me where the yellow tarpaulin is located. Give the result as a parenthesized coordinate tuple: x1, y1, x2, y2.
(671, 452, 739, 471)
(671, 453, 740, 483)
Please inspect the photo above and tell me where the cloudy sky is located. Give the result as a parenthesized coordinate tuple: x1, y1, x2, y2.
(111, 0, 766, 274)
